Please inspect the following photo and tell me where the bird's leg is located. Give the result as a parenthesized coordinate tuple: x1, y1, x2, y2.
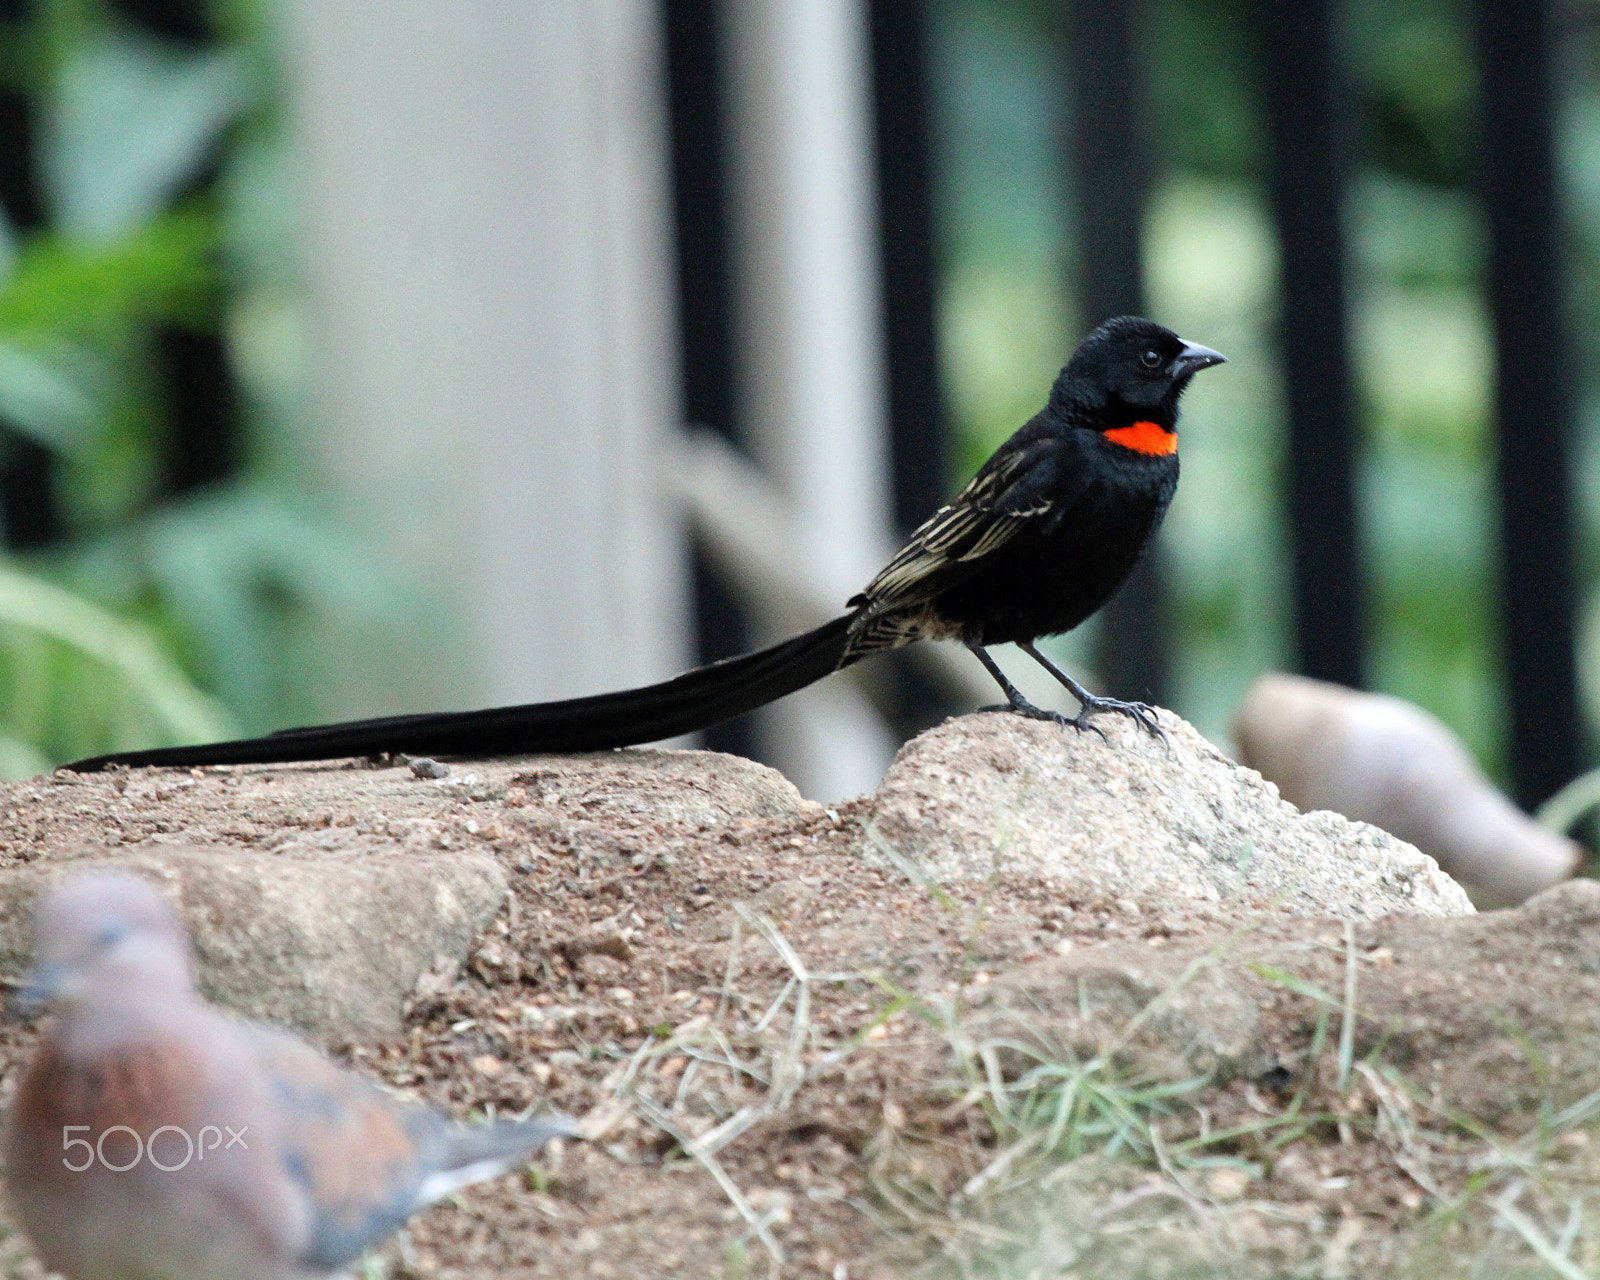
(963, 641, 1098, 739)
(1018, 641, 1168, 744)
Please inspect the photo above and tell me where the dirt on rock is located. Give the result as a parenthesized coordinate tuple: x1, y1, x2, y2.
(0, 715, 1586, 1279)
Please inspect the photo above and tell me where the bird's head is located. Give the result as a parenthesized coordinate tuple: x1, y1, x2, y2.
(1051, 316, 1227, 420)
(18, 872, 193, 1015)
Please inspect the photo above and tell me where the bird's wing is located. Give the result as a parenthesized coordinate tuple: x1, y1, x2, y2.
(246, 1025, 573, 1267)
(245, 1025, 429, 1270)
(855, 433, 1081, 615)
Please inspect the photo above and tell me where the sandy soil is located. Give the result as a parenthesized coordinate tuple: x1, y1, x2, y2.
(0, 738, 1587, 1278)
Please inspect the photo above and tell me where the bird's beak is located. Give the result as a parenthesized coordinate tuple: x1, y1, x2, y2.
(1173, 339, 1228, 377)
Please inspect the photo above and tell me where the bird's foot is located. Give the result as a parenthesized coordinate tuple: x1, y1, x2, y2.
(981, 696, 1106, 742)
(1070, 694, 1169, 746)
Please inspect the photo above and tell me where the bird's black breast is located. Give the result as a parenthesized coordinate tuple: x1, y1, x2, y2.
(929, 437, 1176, 647)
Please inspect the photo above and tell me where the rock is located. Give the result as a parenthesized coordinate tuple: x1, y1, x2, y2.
(503, 748, 805, 829)
(0, 747, 804, 1040)
(1319, 877, 1600, 1122)
(0, 847, 506, 1037)
(863, 711, 1472, 920)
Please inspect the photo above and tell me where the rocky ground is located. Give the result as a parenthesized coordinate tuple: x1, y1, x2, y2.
(0, 710, 1592, 1278)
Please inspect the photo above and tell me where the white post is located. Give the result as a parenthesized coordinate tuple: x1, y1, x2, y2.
(285, 1, 686, 711)
(722, 0, 899, 799)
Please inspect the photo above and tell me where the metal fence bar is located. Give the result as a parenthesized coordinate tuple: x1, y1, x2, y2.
(868, 0, 947, 535)
(1475, 0, 1583, 806)
(1257, 0, 1366, 690)
(868, 0, 968, 735)
(1062, 0, 1169, 707)
(663, 0, 762, 759)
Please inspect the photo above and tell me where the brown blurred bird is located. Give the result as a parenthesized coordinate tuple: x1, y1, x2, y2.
(5, 871, 573, 1279)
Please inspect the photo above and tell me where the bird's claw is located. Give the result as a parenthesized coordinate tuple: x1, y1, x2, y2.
(1070, 714, 1110, 744)
(987, 692, 1165, 748)
(989, 697, 1106, 741)
(1075, 697, 1168, 746)
(979, 700, 1068, 729)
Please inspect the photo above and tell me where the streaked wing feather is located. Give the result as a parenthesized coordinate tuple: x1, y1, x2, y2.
(858, 437, 1068, 613)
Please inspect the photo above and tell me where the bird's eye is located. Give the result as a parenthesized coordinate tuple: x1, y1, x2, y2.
(1139, 348, 1163, 370)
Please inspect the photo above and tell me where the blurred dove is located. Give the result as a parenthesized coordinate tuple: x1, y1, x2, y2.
(4, 871, 572, 1279)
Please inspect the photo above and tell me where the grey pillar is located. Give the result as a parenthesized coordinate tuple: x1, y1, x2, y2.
(722, 0, 899, 798)
(287, 1, 686, 711)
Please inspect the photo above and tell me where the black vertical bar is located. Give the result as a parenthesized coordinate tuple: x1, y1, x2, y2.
(116, 0, 235, 502)
(1257, 0, 1365, 688)
(1475, 0, 1581, 806)
(159, 327, 236, 494)
(1062, 0, 1168, 705)
(0, 69, 56, 550)
(663, 0, 758, 759)
(664, 0, 737, 449)
(868, 0, 946, 533)
(0, 436, 55, 549)
(868, 0, 960, 735)
(0, 87, 41, 231)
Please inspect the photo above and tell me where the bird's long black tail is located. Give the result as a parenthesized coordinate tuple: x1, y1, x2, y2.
(66, 614, 858, 771)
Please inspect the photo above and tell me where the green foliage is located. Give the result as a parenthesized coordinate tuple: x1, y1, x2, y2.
(62, 485, 433, 734)
(0, 561, 230, 772)
(0, 0, 423, 770)
(1147, 0, 1266, 180)
(0, 210, 218, 339)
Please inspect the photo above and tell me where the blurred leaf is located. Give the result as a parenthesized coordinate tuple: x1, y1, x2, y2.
(0, 212, 221, 534)
(1146, 0, 1266, 179)
(60, 486, 433, 732)
(931, 0, 1069, 265)
(1144, 178, 1277, 324)
(0, 339, 102, 450)
(1535, 766, 1600, 836)
(0, 199, 19, 282)
(942, 259, 1066, 473)
(1350, 175, 1484, 290)
(1355, 12, 1473, 187)
(53, 337, 162, 531)
(145, 489, 427, 723)
(0, 209, 219, 337)
(0, 560, 231, 769)
(0, 734, 49, 779)
(1354, 283, 1490, 452)
(43, 29, 250, 241)
(221, 119, 298, 288)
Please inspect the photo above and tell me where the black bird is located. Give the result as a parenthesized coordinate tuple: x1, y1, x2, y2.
(67, 317, 1225, 772)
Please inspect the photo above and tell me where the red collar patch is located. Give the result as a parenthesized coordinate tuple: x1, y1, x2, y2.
(1103, 420, 1177, 456)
